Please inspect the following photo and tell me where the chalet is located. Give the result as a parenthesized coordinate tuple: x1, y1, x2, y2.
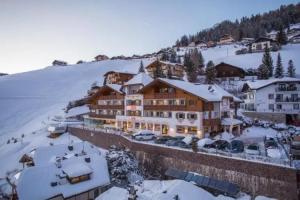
(217, 34, 234, 45)
(241, 77, 300, 125)
(195, 40, 207, 48)
(95, 54, 109, 61)
(214, 62, 246, 82)
(85, 84, 124, 128)
(103, 71, 136, 85)
(116, 78, 242, 137)
(240, 37, 255, 45)
(52, 60, 68, 66)
(146, 60, 185, 80)
(266, 31, 278, 40)
(207, 41, 216, 48)
(248, 37, 278, 52)
(17, 142, 110, 200)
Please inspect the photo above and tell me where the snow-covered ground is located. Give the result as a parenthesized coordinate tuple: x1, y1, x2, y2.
(177, 43, 300, 75)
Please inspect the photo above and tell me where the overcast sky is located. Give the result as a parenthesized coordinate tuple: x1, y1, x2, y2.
(0, 0, 298, 74)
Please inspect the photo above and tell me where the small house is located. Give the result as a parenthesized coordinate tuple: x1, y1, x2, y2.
(95, 54, 109, 61)
(103, 71, 136, 85)
(217, 34, 234, 45)
(214, 62, 246, 82)
(145, 60, 185, 79)
(52, 60, 68, 66)
(248, 37, 278, 52)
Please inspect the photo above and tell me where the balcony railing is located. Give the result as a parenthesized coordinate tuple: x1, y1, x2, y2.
(275, 87, 299, 92)
(149, 93, 176, 99)
(97, 95, 124, 100)
(91, 104, 124, 109)
(203, 119, 221, 126)
(89, 113, 116, 119)
(144, 105, 187, 111)
(275, 98, 300, 103)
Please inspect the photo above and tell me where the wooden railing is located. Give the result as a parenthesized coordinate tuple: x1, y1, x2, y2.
(90, 105, 124, 110)
(203, 119, 221, 126)
(89, 113, 116, 119)
(144, 105, 187, 111)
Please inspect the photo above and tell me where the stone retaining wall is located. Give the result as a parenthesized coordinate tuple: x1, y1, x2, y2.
(69, 127, 299, 200)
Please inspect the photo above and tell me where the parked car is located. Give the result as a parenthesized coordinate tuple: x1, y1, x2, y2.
(230, 140, 244, 153)
(245, 144, 260, 155)
(264, 139, 278, 149)
(165, 139, 189, 148)
(204, 140, 230, 151)
(155, 136, 173, 144)
(132, 131, 156, 141)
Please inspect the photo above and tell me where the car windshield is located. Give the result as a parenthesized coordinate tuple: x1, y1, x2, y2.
(248, 145, 258, 150)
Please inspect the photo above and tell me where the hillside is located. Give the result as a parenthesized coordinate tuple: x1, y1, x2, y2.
(0, 59, 152, 143)
(177, 43, 300, 75)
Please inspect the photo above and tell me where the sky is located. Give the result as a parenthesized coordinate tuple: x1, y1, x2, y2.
(0, 0, 299, 74)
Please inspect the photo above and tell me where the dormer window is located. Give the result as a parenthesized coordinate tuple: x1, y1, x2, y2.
(62, 163, 92, 184)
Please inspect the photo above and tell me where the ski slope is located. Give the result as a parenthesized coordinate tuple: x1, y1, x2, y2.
(0, 59, 150, 142)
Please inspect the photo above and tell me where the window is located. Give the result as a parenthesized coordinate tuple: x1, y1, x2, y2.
(187, 113, 197, 120)
(294, 104, 299, 110)
(268, 94, 274, 99)
(276, 104, 282, 110)
(269, 104, 274, 110)
(179, 99, 185, 105)
(187, 126, 197, 134)
(154, 124, 161, 131)
(176, 113, 185, 119)
(147, 123, 153, 130)
(135, 123, 140, 129)
(176, 126, 185, 134)
(94, 188, 99, 197)
(168, 99, 175, 105)
(204, 111, 209, 119)
(141, 123, 146, 129)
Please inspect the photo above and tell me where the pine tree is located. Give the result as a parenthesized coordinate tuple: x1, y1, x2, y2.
(274, 53, 284, 78)
(138, 60, 145, 73)
(205, 60, 217, 84)
(276, 26, 288, 45)
(257, 64, 269, 80)
(198, 51, 205, 75)
(184, 53, 197, 82)
(287, 59, 296, 78)
(262, 46, 273, 77)
(170, 51, 177, 63)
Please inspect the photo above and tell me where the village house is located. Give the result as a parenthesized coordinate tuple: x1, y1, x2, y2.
(241, 77, 300, 125)
(16, 142, 110, 200)
(85, 72, 243, 137)
(207, 41, 216, 48)
(217, 34, 234, 45)
(266, 30, 278, 40)
(289, 33, 300, 43)
(215, 62, 246, 83)
(52, 60, 68, 66)
(94, 54, 109, 61)
(248, 37, 278, 52)
(103, 71, 136, 85)
(195, 40, 208, 48)
(146, 60, 185, 80)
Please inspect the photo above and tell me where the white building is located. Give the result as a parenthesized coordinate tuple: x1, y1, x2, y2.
(248, 37, 278, 52)
(241, 78, 300, 125)
(17, 142, 110, 200)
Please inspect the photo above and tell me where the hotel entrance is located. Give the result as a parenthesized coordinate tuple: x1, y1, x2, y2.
(162, 124, 169, 135)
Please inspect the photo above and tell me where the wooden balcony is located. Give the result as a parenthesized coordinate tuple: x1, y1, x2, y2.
(88, 113, 116, 119)
(90, 104, 124, 110)
(97, 95, 124, 100)
(145, 93, 176, 99)
(203, 119, 221, 126)
(144, 105, 187, 111)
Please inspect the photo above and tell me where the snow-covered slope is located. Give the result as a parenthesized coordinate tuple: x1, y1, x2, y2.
(178, 43, 300, 75)
(0, 59, 150, 142)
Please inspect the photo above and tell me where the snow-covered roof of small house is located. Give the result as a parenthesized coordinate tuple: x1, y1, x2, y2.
(62, 162, 93, 178)
(17, 150, 110, 200)
(66, 105, 89, 118)
(244, 77, 300, 90)
(123, 72, 153, 86)
(96, 187, 129, 200)
(33, 141, 100, 166)
(154, 78, 242, 102)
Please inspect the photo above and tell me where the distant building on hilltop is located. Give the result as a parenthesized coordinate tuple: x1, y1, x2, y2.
(95, 54, 109, 61)
(52, 60, 68, 66)
(217, 34, 234, 45)
(146, 60, 185, 80)
(103, 71, 136, 85)
(247, 37, 278, 52)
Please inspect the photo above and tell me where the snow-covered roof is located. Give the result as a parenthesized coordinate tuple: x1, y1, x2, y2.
(96, 187, 129, 200)
(33, 141, 100, 166)
(244, 77, 300, 90)
(124, 72, 153, 86)
(62, 162, 93, 178)
(66, 105, 89, 118)
(153, 78, 241, 102)
(106, 84, 123, 93)
(17, 151, 110, 200)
